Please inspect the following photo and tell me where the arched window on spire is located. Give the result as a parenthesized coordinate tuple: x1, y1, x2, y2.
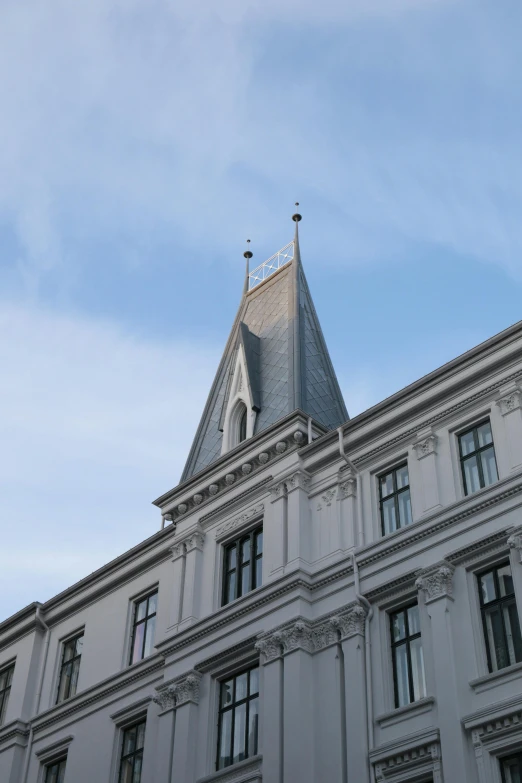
(238, 404, 248, 444)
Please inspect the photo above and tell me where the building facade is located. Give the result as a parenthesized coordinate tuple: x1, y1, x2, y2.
(2, 217, 522, 783)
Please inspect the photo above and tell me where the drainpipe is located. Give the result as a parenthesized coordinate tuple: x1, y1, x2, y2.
(308, 417, 313, 445)
(338, 427, 364, 547)
(21, 607, 50, 783)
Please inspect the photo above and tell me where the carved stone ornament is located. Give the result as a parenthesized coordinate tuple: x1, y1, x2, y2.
(225, 473, 236, 486)
(412, 434, 438, 460)
(275, 441, 287, 454)
(330, 604, 368, 640)
(497, 389, 522, 416)
(185, 529, 205, 553)
(415, 561, 455, 602)
(192, 493, 203, 505)
(216, 505, 264, 538)
(285, 471, 311, 493)
(208, 484, 219, 496)
(321, 488, 337, 507)
(170, 541, 185, 560)
(338, 473, 357, 499)
(508, 528, 522, 552)
(163, 512, 174, 525)
(154, 670, 202, 711)
(258, 451, 270, 464)
(293, 430, 306, 445)
(242, 463, 253, 475)
(255, 631, 284, 662)
(177, 503, 188, 515)
(280, 621, 314, 654)
(269, 481, 286, 500)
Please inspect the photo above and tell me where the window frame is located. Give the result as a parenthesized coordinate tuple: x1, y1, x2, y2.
(221, 525, 263, 607)
(128, 591, 158, 666)
(216, 664, 260, 771)
(500, 751, 522, 782)
(117, 719, 146, 783)
(477, 561, 522, 673)
(55, 632, 84, 705)
(458, 418, 499, 496)
(378, 462, 412, 536)
(0, 661, 15, 726)
(43, 757, 67, 783)
(389, 601, 425, 709)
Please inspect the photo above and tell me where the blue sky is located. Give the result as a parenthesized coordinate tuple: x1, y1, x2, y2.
(1, 0, 521, 620)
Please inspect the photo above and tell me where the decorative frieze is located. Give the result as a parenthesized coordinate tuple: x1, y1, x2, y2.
(258, 452, 270, 464)
(193, 493, 203, 505)
(241, 463, 253, 475)
(225, 473, 236, 486)
(216, 505, 264, 538)
(374, 741, 442, 782)
(415, 561, 454, 602)
(497, 389, 522, 416)
(275, 441, 287, 454)
(412, 434, 438, 460)
(177, 503, 188, 515)
(208, 484, 220, 496)
(154, 671, 202, 712)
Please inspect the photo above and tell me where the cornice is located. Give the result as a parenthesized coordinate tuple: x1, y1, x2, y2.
(462, 693, 522, 730)
(0, 719, 29, 748)
(31, 656, 164, 733)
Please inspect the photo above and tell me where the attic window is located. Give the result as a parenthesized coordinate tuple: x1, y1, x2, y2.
(237, 403, 248, 445)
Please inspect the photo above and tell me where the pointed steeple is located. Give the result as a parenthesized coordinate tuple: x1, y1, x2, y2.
(181, 213, 348, 481)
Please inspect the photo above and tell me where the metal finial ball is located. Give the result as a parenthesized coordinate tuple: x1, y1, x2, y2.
(244, 239, 253, 259)
(292, 213, 302, 222)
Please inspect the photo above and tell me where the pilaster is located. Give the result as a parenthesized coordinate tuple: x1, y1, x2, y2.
(415, 562, 469, 782)
(280, 621, 314, 783)
(496, 383, 522, 471)
(285, 470, 312, 570)
(267, 481, 287, 577)
(179, 527, 205, 630)
(255, 632, 284, 783)
(412, 429, 441, 513)
(337, 467, 357, 550)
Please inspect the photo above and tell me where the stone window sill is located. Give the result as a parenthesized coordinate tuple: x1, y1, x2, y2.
(470, 661, 522, 693)
(376, 697, 435, 729)
(197, 755, 262, 783)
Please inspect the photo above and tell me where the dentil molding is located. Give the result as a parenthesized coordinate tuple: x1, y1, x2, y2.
(415, 561, 455, 602)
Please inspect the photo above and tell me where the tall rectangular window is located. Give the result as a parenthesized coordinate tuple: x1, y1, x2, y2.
(379, 464, 413, 535)
(119, 721, 146, 783)
(459, 420, 498, 495)
(222, 527, 263, 606)
(129, 592, 157, 665)
(44, 759, 67, 783)
(478, 562, 522, 672)
(390, 603, 427, 708)
(502, 753, 522, 782)
(0, 663, 14, 725)
(217, 666, 259, 770)
(56, 633, 83, 704)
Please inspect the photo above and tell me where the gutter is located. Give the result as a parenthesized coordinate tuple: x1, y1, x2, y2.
(21, 607, 50, 783)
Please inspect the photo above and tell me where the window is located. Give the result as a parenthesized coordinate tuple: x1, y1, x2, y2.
(222, 527, 263, 606)
(390, 603, 427, 708)
(459, 420, 498, 496)
(238, 404, 247, 444)
(478, 562, 522, 672)
(379, 464, 413, 535)
(56, 633, 83, 704)
(0, 663, 14, 725)
(502, 753, 522, 782)
(217, 666, 259, 770)
(119, 720, 146, 783)
(44, 759, 67, 783)
(129, 592, 157, 665)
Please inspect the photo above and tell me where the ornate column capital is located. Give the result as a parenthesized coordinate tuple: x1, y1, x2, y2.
(497, 388, 522, 416)
(255, 630, 284, 663)
(338, 467, 357, 499)
(280, 620, 314, 654)
(171, 525, 205, 558)
(174, 671, 202, 706)
(415, 561, 455, 602)
(284, 470, 311, 494)
(153, 684, 177, 714)
(269, 481, 286, 502)
(331, 603, 368, 640)
(508, 525, 522, 562)
(412, 433, 438, 460)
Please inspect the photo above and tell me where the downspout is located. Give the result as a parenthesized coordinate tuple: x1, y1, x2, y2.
(338, 427, 374, 782)
(21, 607, 50, 783)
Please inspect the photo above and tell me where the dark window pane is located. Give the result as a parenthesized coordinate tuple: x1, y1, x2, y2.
(463, 455, 481, 494)
(227, 545, 237, 571)
(382, 498, 397, 535)
(249, 668, 259, 695)
(136, 599, 148, 623)
(248, 697, 259, 756)
(70, 658, 80, 698)
(120, 758, 134, 783)
(484, 605, 508, 670)
(396, 465, 409, 489)
(6, 668, 13, 687)
(63, 640, 75, 663)
(242, 538, 251, 563)
(233, 702, 247, 763)
(226, 572, 237, 604)
(397, 489, 412, 528)
(235, 673, 248, 701)
(481, 447, 498, 486)
(132, 753, 143, 783)
(477, 421, 493, 448)
(460, 430, 476, 456)
(481, 571, 497, 603)
(123, 725, 137, 756)
(380, 473, 394, 498)
(255, 531, 263, 556)
(131, 623, 145, 664)
(221, 680, 234, 708)
(394, 644, 410, 707)
(57, 761, 66, 783)
(392, 611, 406, 642)
(147, 593, 158, 616)
(75, 637, 84, 656)
(241, 564, 251, 596)
(218, 709, 233, 769)
(498, 565, 515, 597)
(504, 602, 522, 665)
(407, 605, 420, 635)
(136, 722, 146, 751)
(57, 662, 72, 703)
(143, 617, 156, 658)
(0, 672, 6, 690)
(410, 637, 427, 701)
(255, 558, 262, 589)
(503, 757, 522, 783)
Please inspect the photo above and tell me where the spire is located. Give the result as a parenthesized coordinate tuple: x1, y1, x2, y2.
(180, 215, 348, 481)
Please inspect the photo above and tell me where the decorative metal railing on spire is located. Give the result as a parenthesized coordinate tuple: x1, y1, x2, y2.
(248, 241, 294, 290)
